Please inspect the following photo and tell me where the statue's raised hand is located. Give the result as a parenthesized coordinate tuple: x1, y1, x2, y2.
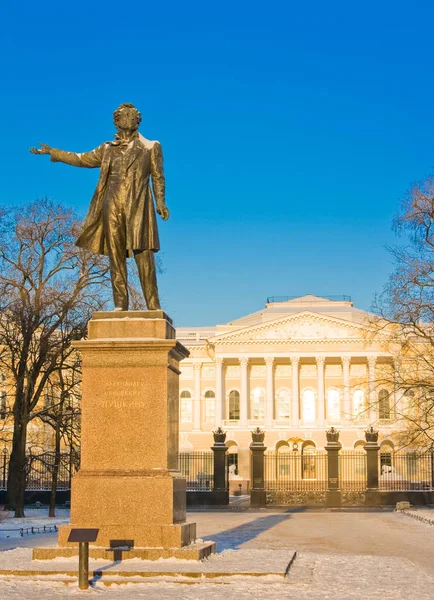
(30, 143, 52, 156)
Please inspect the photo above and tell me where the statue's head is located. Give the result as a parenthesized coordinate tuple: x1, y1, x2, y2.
(113, 103, 142, 131)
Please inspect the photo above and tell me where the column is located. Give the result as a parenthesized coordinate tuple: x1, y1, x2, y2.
(240, 357, 249, 428)
(392, 358, 401, 419)
(342, 356, 351, 422)
(193, 362, 201, 430)
(215, 357, 225, 426)
(291, 356, 300, 427)
(265, 357, 275, 428)
(316, 356, 325, 427)
(367, 356, 377, 423)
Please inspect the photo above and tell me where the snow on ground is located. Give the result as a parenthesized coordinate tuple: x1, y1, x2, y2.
(0, 509, 70, 532)
(1, 508, 434, 598)
(0, 551, 434, 600)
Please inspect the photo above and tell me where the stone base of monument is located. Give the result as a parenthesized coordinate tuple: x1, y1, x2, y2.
(32, 543, 216, 562)
(33, 311, 215, 562)
(8, 549, 296, 583)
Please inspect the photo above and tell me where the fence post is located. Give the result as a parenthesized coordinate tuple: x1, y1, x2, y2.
(364, 427, 380, 505)
(211, 427, 229, 505)
(325, 427, 341, 507)
(250, 427, 267, 507)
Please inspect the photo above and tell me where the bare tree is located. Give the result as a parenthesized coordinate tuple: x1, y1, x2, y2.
(33, 350, 81, 517)
(370, 174, 434, 448)
(0, 198, 110, 516)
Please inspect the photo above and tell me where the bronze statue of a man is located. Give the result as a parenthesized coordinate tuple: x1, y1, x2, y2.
(30, 103, 169, 311)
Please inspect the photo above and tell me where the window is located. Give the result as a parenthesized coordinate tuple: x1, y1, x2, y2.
(380, 444, 394, 474)
(276, 388, 291, 420)
(228, 390, 240, 421)
(227, 445, 239, 476)
(251, 387, 265, 421)
(276, 443, 291, 477)
(354, 441, 367, 477)
(327, 389, 340, 422)
(302, 389, 316, 423)
(402, 390, 415, 419)
(0, 392, 6, 420)
(353, 390, 365, 419)
(378, 389, 390, 419)
(302, 443, 316, 479)
(204, 390, 215, 422)
(180, 390, 192, 423)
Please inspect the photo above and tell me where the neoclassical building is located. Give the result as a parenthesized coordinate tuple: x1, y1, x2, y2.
(176, 295, 404, 481)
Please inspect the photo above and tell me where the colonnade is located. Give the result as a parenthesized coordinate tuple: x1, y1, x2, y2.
(188, 355, 394, 430)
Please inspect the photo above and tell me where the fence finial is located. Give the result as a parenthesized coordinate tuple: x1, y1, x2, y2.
(326, 427, 340, 444)
(251, 427, 265, 445)
(364, 426, 379, 444)
(212, 427, 226, 444)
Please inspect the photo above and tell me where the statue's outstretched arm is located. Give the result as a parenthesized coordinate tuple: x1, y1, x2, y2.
(30, 143, 105, 168)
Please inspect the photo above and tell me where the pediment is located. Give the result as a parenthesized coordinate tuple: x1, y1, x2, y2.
(210, 311, 367, 344)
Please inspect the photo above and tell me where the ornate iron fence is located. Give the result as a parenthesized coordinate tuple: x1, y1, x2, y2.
(339, 451, 367, 491)
(379, 451, 434, 491)
(264, 451, 328, 491)
(0, 451, 79, 492)
(178, 451, 214, 491)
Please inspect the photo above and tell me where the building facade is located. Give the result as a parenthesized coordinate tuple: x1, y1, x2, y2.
(176, 295, 403, 482)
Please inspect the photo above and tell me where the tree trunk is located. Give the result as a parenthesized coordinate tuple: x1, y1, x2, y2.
(49, 425, 61, 518)
(5, 416, 27, 516)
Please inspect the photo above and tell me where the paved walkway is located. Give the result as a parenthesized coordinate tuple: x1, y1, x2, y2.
(194, 508, 434, 572)
(1, 509, 434, 598)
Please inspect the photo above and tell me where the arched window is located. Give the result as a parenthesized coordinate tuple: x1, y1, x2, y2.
(378, 389, 390, 419)
(353, 390, 365, 419)
(180, 390, 192, 423)
(203, 390, 215, 422)
(302, 389, 316, 423)
(228, 390, 240, 421)
(251, 387, 265, 421)
(276, 388, 291, 420)
(227, 443, 239, 477)
(354, 441, 367, 477)
(380, 442, 394, 473)
(276, 442, 291, 478)
(302, 442, 316, 479)
(402, 389, 415, 419)
(0, 391, 6, 420)
(327, 389, 340, 422)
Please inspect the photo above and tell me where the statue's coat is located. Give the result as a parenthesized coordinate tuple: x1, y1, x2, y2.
(50, 134, 165, 257)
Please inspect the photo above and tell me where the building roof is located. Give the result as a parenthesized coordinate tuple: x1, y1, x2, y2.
(175, 294, 374, 343)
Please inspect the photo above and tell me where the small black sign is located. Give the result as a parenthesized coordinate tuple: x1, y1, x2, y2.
(68, 528, 99, 543)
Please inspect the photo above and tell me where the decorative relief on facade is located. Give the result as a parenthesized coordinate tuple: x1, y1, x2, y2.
(250, 365, 267, 378)
(300, 365, 317, 378)
(202, 366, 216, 379)
(260, 321, 352, 340)
(350, 364, 367, 377)
(326, 365, 342, 377)
(226, 366, 240, 378)
(275, 365, 291, 377)
(211, 312, 365, 345)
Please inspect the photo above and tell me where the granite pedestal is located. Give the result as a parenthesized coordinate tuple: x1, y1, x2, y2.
(33, 311, 215, 561)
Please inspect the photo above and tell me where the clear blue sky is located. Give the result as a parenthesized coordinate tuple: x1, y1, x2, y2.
(2, 1, 433, 326)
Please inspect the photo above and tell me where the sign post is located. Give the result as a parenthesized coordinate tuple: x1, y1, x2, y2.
(68, 528, 99, 590)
